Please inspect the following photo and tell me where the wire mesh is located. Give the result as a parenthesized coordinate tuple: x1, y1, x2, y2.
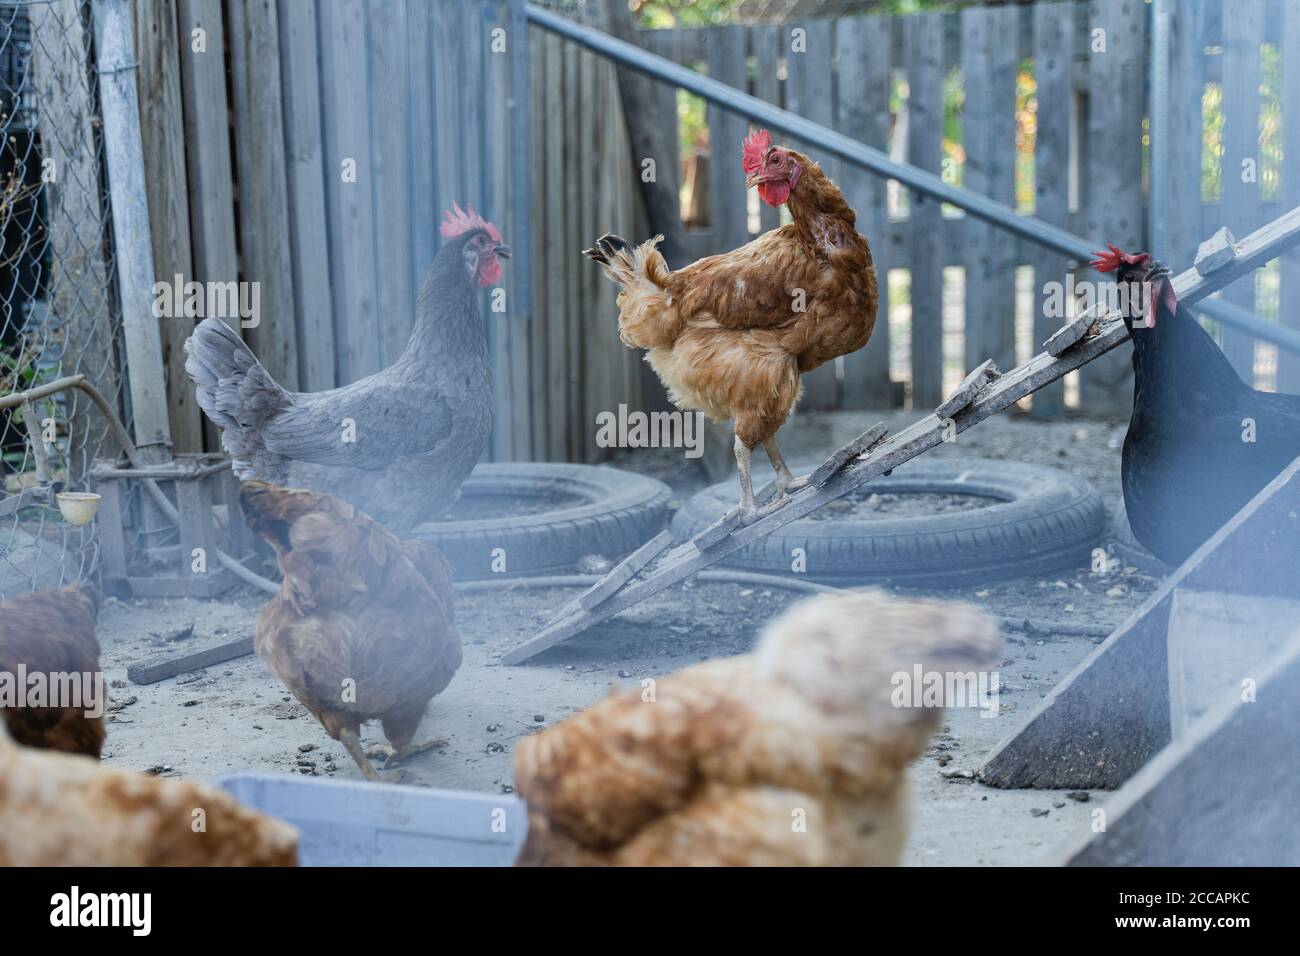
(0, 0, 125, 596)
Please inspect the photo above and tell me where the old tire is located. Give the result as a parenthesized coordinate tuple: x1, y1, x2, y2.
(414, 463, 671, 579)
(670, 457, 1104, 586)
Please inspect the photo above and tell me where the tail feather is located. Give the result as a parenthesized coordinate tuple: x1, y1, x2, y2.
(583, 233, 679, 348)
(184, 318, 289, 472)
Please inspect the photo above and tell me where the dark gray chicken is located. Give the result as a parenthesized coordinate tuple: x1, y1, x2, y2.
(1095, 245, 1300, 566)
(185, 205, 508, 532)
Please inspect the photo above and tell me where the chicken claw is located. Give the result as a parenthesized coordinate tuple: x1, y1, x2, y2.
(366, 739, 449, 770)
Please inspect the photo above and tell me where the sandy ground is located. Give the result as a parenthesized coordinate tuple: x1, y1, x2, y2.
(96, 405, 1162, 866)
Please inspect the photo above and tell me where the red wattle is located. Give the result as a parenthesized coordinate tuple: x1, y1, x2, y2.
(758, 180, 790, 207)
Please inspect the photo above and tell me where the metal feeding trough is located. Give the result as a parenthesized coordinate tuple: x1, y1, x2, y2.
(218, 773, 527, 867)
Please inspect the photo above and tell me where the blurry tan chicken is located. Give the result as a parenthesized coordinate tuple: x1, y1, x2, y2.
(0, 721, 297, 865)
(515, 590, 1000, 866)
(240, 481, 462, 781)
(0, 584, 104, 758)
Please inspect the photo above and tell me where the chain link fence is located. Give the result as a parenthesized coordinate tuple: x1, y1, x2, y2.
(0, 0, 126, 596)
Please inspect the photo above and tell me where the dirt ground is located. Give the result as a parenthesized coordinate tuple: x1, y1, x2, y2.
(96, 405, 1162, 866)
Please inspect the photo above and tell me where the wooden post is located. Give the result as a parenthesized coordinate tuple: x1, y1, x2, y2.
(905, 13, 945, 410)
(92, 0, 172, 464)
(836, 13, 894, 410)
(177, 0, 240, 453)
(1029, 1, 1074, 420)
(225, 0, 299, 391)
(133, 0, 202, 453)
(276, 0, 336, 391)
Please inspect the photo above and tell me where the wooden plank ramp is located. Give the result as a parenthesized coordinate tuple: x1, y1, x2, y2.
(501, 206, 1300, 665)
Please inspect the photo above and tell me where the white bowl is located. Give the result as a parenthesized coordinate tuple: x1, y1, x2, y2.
(56, 492, 102, 526)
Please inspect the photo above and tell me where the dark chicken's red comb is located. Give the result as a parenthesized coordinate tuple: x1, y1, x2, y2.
(1090, 243, 1151, 273)
(742, 129, 773, 175)
(440, 202, 502, 242)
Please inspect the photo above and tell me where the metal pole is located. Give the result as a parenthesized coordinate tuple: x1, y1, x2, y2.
(92, 0, 172, 460)
(93, 0, 173, 551)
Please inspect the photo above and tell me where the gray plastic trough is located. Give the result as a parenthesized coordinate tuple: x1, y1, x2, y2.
(218, 772, 527, 867)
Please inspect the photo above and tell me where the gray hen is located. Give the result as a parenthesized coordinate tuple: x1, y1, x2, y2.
(185, 205, 509, 533)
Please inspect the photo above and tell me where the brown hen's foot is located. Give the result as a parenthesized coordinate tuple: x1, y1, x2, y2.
(339, 728, 382, 782)
(780, 474, 811, 493)
(367, 738, 449, 770)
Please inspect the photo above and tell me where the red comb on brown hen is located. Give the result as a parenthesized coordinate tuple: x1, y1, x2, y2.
(741, 128, 772, 175)
(1090, 243, 1151, 273)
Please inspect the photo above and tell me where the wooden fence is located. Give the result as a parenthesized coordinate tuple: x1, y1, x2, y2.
(130, 0, 1300, 469)
(634, 0, 1300, 415)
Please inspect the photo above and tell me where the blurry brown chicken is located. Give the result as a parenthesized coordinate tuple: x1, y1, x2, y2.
(0, 720, 297, 865)
(0, 584, 104, 758)
(515, 590, 1000, 866)
(239, 480, 462, 781)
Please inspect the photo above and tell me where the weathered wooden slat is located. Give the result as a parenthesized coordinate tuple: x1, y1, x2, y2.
(369, 0, 414, 368)
(905, 12, 945, 409)
(935, 360, 998, 419)
(578, 530, 673, 610)
(1028, 0, 1074, 420)
(277, 0, 336, 391)
(836, 14, 893, 409)
(1079, 0, 1143, 416)
(502, 206, 1300, 665)
(750, 24, 784, 237)
(562, 40, 582, 459)
(529, 30, 554, 459)
(507, 0, 536, 460)
(1165, 0, 1208, 271)
(483, 0, 519, 460)
(705, 25, 749, 252)
(542, 32, 568, 460)
(128, 635, 254, 685)
(226, 0, 299, 391)
(960, 5, 1018, 377)
(805, 421, 889, 487)
(134, 0, 200, 453)
(785, 19, 840, 410)
(318, 0, 380, 383)
(176, 0, 239, 303)
(1280, 0, 1300, 393)
(1219, 0, 1266, 383)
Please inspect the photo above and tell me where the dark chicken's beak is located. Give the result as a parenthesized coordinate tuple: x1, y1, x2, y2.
(1142, 262, 1176, 330)
(745, 172, 766, 190)
(495, 242, 511, 259)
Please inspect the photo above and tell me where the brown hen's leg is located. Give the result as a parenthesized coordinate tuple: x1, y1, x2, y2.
(734, 435, 757, 520)
(763, 437, 810, 493)
(338, 727, 382, 782)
